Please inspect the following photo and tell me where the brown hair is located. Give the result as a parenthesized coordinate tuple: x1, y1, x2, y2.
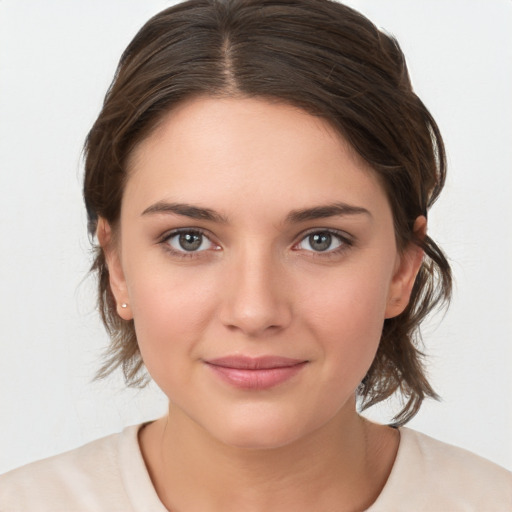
(83, 0, 451, 425)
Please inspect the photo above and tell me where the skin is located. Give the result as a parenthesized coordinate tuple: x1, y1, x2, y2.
(98, 96, 425, 511)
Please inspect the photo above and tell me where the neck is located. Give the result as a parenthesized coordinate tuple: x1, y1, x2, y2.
(139, 401, 398, 512)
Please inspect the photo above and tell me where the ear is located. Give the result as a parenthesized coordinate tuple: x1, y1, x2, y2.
(385, 216, 426, 319)
(96, 217, 133, 321)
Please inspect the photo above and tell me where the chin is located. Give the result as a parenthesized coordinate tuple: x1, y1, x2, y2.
(204, 406, 318, 451)
(216, 425, 302, 451)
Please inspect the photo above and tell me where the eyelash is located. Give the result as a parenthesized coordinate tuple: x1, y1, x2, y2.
(158, 228, 354, 259)
(159, 228, 219, 259)
(292, 228, 354, 259)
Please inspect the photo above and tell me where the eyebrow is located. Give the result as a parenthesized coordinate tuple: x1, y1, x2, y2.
(285, 202, 371, 223)
(141, 201, 370, 223)
(141, 201, 228, 223)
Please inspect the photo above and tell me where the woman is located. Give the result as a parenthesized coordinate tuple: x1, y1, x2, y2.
(1, 0, 511, 510)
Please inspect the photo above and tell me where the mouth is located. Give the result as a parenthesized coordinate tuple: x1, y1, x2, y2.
(204, 356, 309, 390)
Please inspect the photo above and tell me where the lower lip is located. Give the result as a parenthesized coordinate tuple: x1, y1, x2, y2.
(206, 362, 308, 390)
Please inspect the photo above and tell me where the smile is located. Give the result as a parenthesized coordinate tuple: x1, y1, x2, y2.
(204, 356, 309, 390)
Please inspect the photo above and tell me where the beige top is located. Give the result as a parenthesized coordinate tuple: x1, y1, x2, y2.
(1, 424, 511, 511)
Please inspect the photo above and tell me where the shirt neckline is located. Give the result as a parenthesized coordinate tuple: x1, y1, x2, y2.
(118, 422, 411, 512)
(118, 423, 169, 512)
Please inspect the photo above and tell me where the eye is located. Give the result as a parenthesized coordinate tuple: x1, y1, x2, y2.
(295, 231, 347, 252)
(165, 230, 215, 253)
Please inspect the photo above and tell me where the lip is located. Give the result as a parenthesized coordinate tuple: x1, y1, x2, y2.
(204, 356, 308, 390)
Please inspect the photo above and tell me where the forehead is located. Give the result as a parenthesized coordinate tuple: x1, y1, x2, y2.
(123, 95, 390, 221)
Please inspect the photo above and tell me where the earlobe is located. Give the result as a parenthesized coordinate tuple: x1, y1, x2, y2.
(385, 216, 426, 319)
(96, 218, 133, 321)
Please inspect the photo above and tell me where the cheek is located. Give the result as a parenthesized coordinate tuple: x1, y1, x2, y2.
(125, 265, 219, 372)
(301, 264, 392, 374)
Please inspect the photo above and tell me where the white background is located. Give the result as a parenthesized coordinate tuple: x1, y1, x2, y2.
(0, 1, 511, 474)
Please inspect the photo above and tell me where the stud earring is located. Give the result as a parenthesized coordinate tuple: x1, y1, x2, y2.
(121, 303, 128, 308)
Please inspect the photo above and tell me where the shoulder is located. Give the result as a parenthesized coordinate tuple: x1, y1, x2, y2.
(369, 427, 512, 511)
(0, 425, 140, 512)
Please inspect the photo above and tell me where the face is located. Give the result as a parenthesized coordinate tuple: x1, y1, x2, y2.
(101, 96, 423, 449)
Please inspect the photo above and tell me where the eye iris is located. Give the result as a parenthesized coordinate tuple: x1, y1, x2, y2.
(179, 232, 202, 251)
(309, 232, 331, 251)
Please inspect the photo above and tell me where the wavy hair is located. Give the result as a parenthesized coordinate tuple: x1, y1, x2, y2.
(83, 0, 451, 424)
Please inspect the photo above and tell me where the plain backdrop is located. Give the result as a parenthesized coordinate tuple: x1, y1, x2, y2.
(1, 0, 511, 474)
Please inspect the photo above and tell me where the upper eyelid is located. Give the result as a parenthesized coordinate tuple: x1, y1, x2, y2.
(294, 227, 353, 243)
(158, 227, 353, 248)
(160, 228, 220, 257)
(160, 226, 214, 242)
(159, 228, 220, 255)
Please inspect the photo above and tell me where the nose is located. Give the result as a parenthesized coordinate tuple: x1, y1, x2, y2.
(218, 249, 292, 337)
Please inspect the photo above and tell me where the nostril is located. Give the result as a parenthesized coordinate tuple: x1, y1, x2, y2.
(219, 302, 292, 337)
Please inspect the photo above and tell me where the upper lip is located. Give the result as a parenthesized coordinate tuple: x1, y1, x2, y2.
(205, 356, 307, 370)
